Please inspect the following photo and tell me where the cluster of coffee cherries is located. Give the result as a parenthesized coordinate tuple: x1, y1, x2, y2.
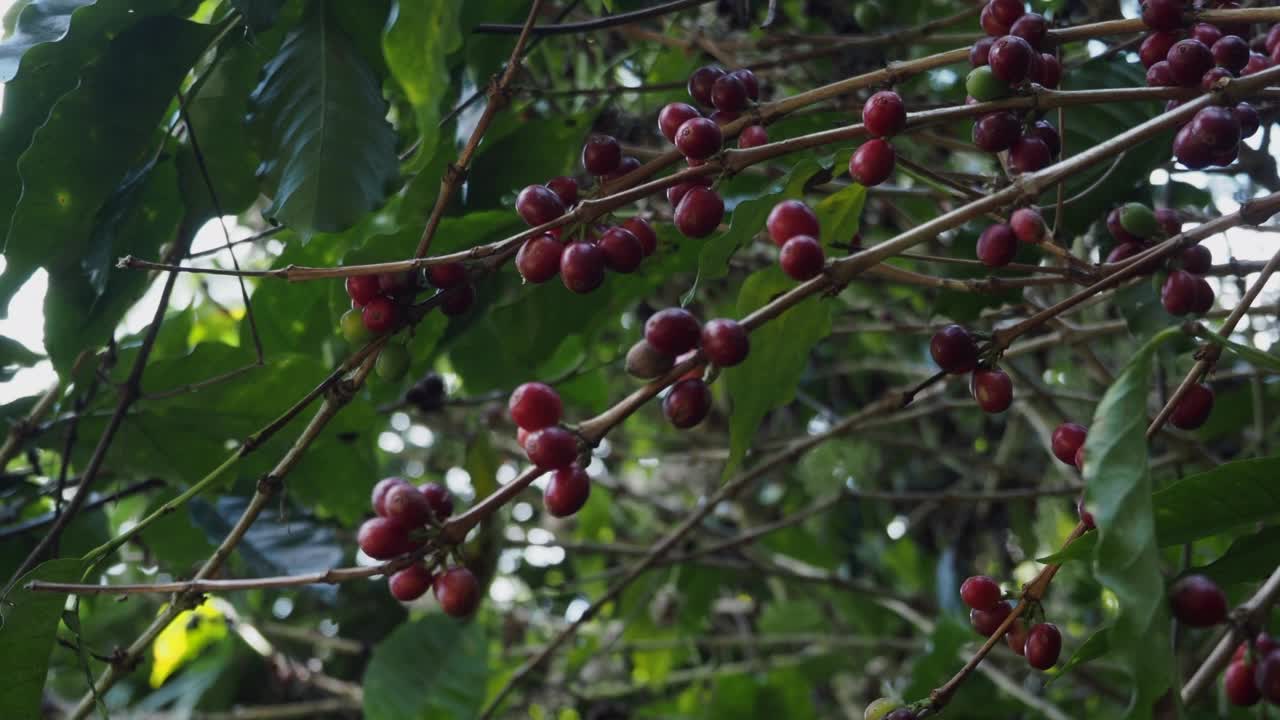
(625, 309, 750, 428)
(766, 200, 830, 280)
(1226, 628, 1280, 707)
(975, 206, 1048, 267)
(928, 324, 1014, 415)
(508, 382, 591, 516)
(961, 575, 1063, 670)
(849, 90, 906, 187)
(966, 0, 1063, 173)
(357, 478, 479, 616)
(341, 268, 471, 380)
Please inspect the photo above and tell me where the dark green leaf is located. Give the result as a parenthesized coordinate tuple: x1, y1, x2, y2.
(229, 0, 283, 31)
(382, 0, 462, 169)
(0, 558, 83, 719)
(1051, 626, 1110, 682)
(1191, 526, 1280, 587)
(1195, 326, 1280, 373)
(0, 0, 96, 82)
(363, 615, 488, 719)
(1150, 455, 1280, 547)
(0, 334, 42, 381)
(814, 183, 867, 249)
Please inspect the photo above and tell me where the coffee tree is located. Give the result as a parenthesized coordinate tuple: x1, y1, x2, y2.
(2, 0, 1280, 717)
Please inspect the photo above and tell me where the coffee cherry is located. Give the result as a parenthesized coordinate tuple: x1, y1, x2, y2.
(863, 91, 906, 138)
(929, 324, 979, 374)
(1212, 35, 1249, 73)
(1106, 242, 1145, 265)
(376, 343, 411, 381)
(972, 111, 1021, 152)
(440, 283, 474, 317)
(545, 176, 579, 208)
(358, 517, 414, 559)
(687, 65, 725, 107)
(1025, 623, 1062, 670)
(1171, 382, 1214, 430)
(362, 296, 399, 334)
(989, 35, 1034, 84)
(970, 37, 995, 67)
(1242, 52, 1273, 77)
(970, 601, 1013, 636)
(509, 381, 562, 432)
(708, 110, 738, 126)
(1027, 120, 1061, 157)
(674, 117, 723, 161)
(389, 565, 433, 602)
(516, 184, 566, 227)
(1011, 207, 1047, 243)
(1224, 660, 1261, 706)
(884, 710, 917, 720)
(1162, 269, 1198, 315)
(1181, 244, 1211, 274)
(766, 200, 820, 247)
(1235, 102, 1261, 140)
(976, 223, 1017, 267)
(988, 0, 1025, 27)
(971, 368, 1013, 413)
(1155, 208, 1181, 237)
(340, 308, 373, 345)
(701, 319, 749, 367)
(1146, 60, 1176, 87)
(346, 274, 380, 305)
(864, 698, 902, 720)
(428, 262, 467, 289)
(1051, 422, 1087, 465)
(1141, 0, 1184, 31)
(625, 339, 675, 379)
(602, 155, 641, 183)
(560, 242, 606, 293)
(516, 234, 562, 284)
(1188, 106, 1240, 152)
(645, 308, 701, 356)
(418, 482, 453, 520)
(1269, 24, 1280, 55)
(618, 217, 656, 257)
(960, 575, 1002, 611)
(544, 464, 591, 517)
(1256, 650, 1280, 703)
(1140, 31, 1180, 68)
(1009, 135, 1052, 173)
(434, 567, 481, 617)
(1118, 202, 1160, 239)
(1170, 574, 1227, 626)
(524, 426, 579, 470)
(384, 483, 432, 527)
(663, 378, 712, 428)
(581, 134, 622, 176)
(980, 3, 1012, 37)
(711, 73, 748, 112)
(739, 125, 769, 149)
(1191, 277, 1214, 315)
(780, 235, 825, 281)
(674, 187, 725, 238)
(667, 179, 707, 207)
(1036, 52, 1061, 88)
(965, 65, 1010, 101)
(1011, 13, 1048, 49)
(1190, 22, 1222, 48)
(659, 102, 702, 143)
(1167, 39, 1213, 86)
(1173, 123, 1213, 169)
(598, 226, 643, 273)
(372, 477, 411, 517)
(1077, 496, 1096, 529)
(849, 138, 896, 186)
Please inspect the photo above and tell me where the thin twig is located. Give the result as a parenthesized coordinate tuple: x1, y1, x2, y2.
(473, 0, 714, 35)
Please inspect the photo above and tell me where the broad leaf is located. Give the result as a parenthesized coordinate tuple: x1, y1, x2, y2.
(814, 183, 867, 249)
(363, 615, 488, 719)
(0, 334, 42, 382)
(1051, 626, 1111, 682)
(1191, 526, 1280, 587)
(229, 0, 283, 31)
(0, 558, 83, 719)
(0, 0, 96, 82)
(382, 0, 461, 169)
(1196, 326, 1280, 373)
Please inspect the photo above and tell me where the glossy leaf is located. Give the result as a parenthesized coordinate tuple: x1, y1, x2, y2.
(382, 0, 462, 169)
(0, 0, 96, 82)
(814, 182, 867, 249)
(0, 558, 83, 719)
(1195, 326, 1280, 373)
(363, 615, 488, 719)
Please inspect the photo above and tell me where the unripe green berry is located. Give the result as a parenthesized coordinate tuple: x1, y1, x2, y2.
(865, 698, 901, 720)
(855, 1, 883, 30)
(1119, 202, 1160, 239)
(966, 66, 1010, 102)
(376, 344, 411, 381)
(340, 309, 373, 345)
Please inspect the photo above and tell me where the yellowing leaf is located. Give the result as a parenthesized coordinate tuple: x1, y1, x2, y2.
(150, 601, 228, 688)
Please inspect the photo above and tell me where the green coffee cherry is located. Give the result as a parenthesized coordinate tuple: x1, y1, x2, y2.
(965, 66, 1010, 102)
(340, 309, 373, 345)
(376, 344, 411, 381)
(855, 1, 883, 31)
(1119, 202, 1160, 239)
(865, 698, 902, 720)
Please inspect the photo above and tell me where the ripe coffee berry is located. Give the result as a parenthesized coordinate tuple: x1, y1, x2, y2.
(972, 112, 1021, 152)
(960, 575, 1002, 611)
(711, 73, 749, 112)
(544, 464, 591, 517)
(687, 65, 725, 107)
(1162, 269, 1198, 315)
(1140, 31, 1180, 68)
(780, 235, 825, 281)
(645, 308, 702, 357)
(1242, 52, 1273, 77)
(863, 91, 906, 137)
(849, 138, 896, 187)
(1155, 208, 1181, 236)
(623, 217, 658, 256)
(358, 517, 414, 560)
(346, 274, 380, 305)
(626, 339, 675, 379)
(1167, 39, 1213, 86)
(1027, 120, 1061, 157)
(1190, 277, 1214, 314)
(516, 184, 566, 226)
(524, 426, 579, 470)
(766, 200, 821, 246)
(674, 117, 722, 160)
(1188, 106, 1240, 152)
(1170, 382, 1214, 429)
(509, 382, 562, 431)
(428, 262, 467, 289)
(598, 226, 643, 273)
(663, 378, 713, 428)
(560, 242, 606, 294)
(739, 125, 769, 149)
(1173, 124, 1213, 169)
(980, 3, 1012, 37)
(1011, 207, 1047, 243)
(516, 234, 562, 284)
(1077, 496, 1096, 529)
(1170, 574, 1227, 626)
(1181, 244, 1211, 274)
(1141, 0, 1184, 31)
(384, 482, 432, 527)
(1106, 242, 1145, 265)
(970, 601, 1013, 636)
(418, 482, 453, 520)
(730, 68, 759, 100)
(388, 565, 433, 602)
(545, 176, 578, 207)
(362, 296, 399, 334)
(1236, 102, 1261, 139)
(659, 102, 701, 142)
(970, 37, 994, 67)
(1025, 623, 1062, 670)
(988, 0, 1025, 27)
(372, 477, 410, 517)
(1225, 660, 1261, 706)
(1010, 13, 1048, 49)
(581, 134, 622, 175)
(1037, 52, 1061, 88)
(603, 155, 641, 182)
(883, 710, 917, 720)
(434, 567, 481, 617)
(1146, 60, 1176, 87)
(701, 319, 750, 367)
(971, 368, 1013, 413)
(440, 283, 474, 317)
(1190, 22, 1222, 48)
(989, 35, 1034, 84)
(667, 178, 709, 207)
(708, 110, 738, 126)
(976, 224, 1017, 267)
(1051, 422, 1087, 465)
(674, 187, 725, 238)
(1009, 135, 1052, 173)
(930, 324, 979, 374)
(1234, 633, 1277, 664)
(1257, 650, 1280, 703)
(1212, 34, 1249, 73)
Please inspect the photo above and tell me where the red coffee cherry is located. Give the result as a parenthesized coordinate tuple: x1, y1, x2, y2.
(1224, 660, 1261, 706)
(1009, 135, 1052, 173)
(1167, 39, 1213, 86)
(730, 68, 760, 100)
(1141, 0, 1185, 31)
(659, 102, 702, 143)
(766, 199, 821, 247)
(1212, 35, 1249, 73)
(976, 223, 1017, 267)
(1242, 52, 1273, 77)
(701, 319, 750, 367)
(989, 35, 1034, 84)
(863, 90, 907, 137)
(1155, 208, 1182, 236)
(598, 226, 643, 273)
(358, 517, 414, 560)
(509, 381, 563, 432)
(1010, 13, 1048, 49)
(980, 3, 1012, 37)
(780, 235, 825, 281)
(1188, 106, 1240, 152)
(1011, 207, 1047, 243)
(544, 464, 591, 517)
(666, 177, 711, 207)
(545, 176, 579, 207)
(346, 274, 380, 305)
(1051, 422, 1087, 465)
(1181, 244, 1211, 274)
(1027, 120, 1061, 157)
(384, 483, 433, 527)
(674, 187, 725, 238)
(1006, 619, 1029, 656)
(602, 155, 641, 183)
(739, 125, 769, 149)
(987, 0, 1025, 27)
(675, 117, 723, 161)
(1162, 269, 1198, 315)
(687, 65, 726, 107)
(372, 477, 410, 517)
(1025, 623, 1062, 670)
(711, 73, 749, 112)
(960, 575, 1002, 611)
(1106, 241, 1145, 265)
(1190, 22, 1222, 48)
(1190, 277, 1214, 314)
(418, 482, 454, 520)
(560, 241, 606, 294)
(709, 110, 739, 126)
(1173, 123, 1214, 169)
(388, 565, 433, 602)
(362, 296, 399, 334)
(1036, 52, 1061, 88)
(626, 339, 675, 379)
(1235, 102, 1261, 140)
(1269, 24, 1280, 55)
(1140, 31, 1180, 68)
(1256, 650, 1280, 703)
(970, 37, 995, 67)
(884, 710, 918, 720)
(663, 378, 713, 428)
(849, 138, 896, 186)
(1077, 496, 1096, 529)
(440, 283, 474, 317)
(645, 308, 702, 357)
(929, 324, 979, 374)
(971, 368, 1013, 413)
(524, 426, 579, 470)
(622, 217, 658, 257)
(1170, 574, 1227, 626)
(434, 567, 481, 617)
(581, 134, 622, 175)
(516, 234, 563, 284)
(1146, 60, 1176, 87)
(972, 112, 1021, 152)
(1170, 382, 1214, 430)
(516, 184, 566, 226)
(970, 601, 1013, 636)
(428, 262, 467, 289)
